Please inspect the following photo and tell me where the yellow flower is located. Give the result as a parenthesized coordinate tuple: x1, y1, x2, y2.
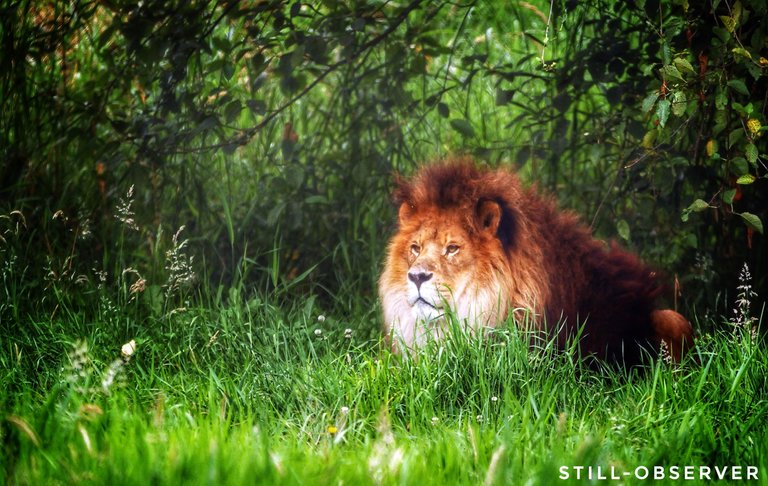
(760, 57, 768, 67)
(747, 118, 761, 135)
(327, 425, 338, 435)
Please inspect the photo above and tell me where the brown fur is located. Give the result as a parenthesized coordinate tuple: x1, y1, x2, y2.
(379, 157, 694, 365)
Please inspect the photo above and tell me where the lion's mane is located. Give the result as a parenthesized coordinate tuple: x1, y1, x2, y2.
(379, 157, 694, 365)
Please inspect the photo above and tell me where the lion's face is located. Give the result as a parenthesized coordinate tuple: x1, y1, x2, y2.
(379, 201, 512, 350)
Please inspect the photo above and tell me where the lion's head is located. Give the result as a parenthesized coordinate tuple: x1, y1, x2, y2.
(379, 160, 544, 351)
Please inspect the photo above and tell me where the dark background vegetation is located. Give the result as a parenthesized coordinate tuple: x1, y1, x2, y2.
(1, 0, 766, 330)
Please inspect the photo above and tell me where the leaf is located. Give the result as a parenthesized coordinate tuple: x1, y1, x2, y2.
(688, 199, 710, 212)
(304, 195, 328, 204)
(732, 157, 749, 175)
(450, 119, 475, 138)
(671, 90, 687, 116)
(727, 79, 749, 95)
(641, 92, 659, 113)
(642, 129, 657, 149)
(660, 65, 684, 82)
(745, 143, 758, 164)
(222, 62, 235, 81)
(715, 92, 728, 110)
(732, 47, 752, 60)
(681, 198, 709, 222)
(616, 219, 630, 241)
(673, 57, 696, 74)
(246, 99, 266, 114)
(437, 102, 450, 118)
(719, 15, 737, 33)
(267, 201, 286, 226)
(727, 128, 744, 149)
(723, 189, 736, 204)
(706, 139, 717, 157)
(656, 99, 671, 127)
(290, 1, 302, 17)
(736, 174, 755, 184)
(740, 212, 763, 234)
(225, 100, 242, 123)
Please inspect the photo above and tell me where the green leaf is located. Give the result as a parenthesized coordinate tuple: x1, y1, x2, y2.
(732, 47, 752, 60)
(745, 143, 758, 164)
(715, 92, 728, 110)
(616, 219, 630, 241)
(740, 212, 763, 234)
(660, 65, 684, 82)
(656, 99, 671, 127)
(450, 119, 475, 138)
(723, 189, 736, 204)
(732, 157, 749, 175)
(673, 57, 695, 74)
(727, 128, 744, 149)
(682, 198, 709, 222)
(225, 100, 242, 123)
(641, 92, 659, 113)
(688, 199, 710, 212)
(736, 174, 755, 185)
(671, 91, 687, 116)
(727, 79, 749, 95)
(437, 102, 450, 118)
(222, 62, 235, 81)
(719, 15, 737, 33)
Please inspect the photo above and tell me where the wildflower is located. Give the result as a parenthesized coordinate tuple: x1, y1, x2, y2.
(340, 406, 350, 415)
(317, 315, 326, 322)
(164, 226, 196, 297)
(101, 359, 124, 393)
(314, 328, 323, 337)
(431, 417, 439, 426)
(490, 396, 498, 404)
(731, 263, 757, 331)
(747, 118, 762, 136)
(659, 339, 672, 365)
(327, 425, 338, 435)
(115, 185, 138, 231)
(476, 414, 483, 423)
(344, 328, 353, 339)
(130, 278, 146, 295)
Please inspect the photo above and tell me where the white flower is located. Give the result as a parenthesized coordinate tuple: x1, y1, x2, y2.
(314, 328, 323, 337)
(317, 315, 326, 322)
(121, 339, 136, 358)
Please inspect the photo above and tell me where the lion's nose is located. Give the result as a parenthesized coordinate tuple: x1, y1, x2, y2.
(408, 271, 433, 290)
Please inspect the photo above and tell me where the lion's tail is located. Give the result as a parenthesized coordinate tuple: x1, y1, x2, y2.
(651, 309, 695, 363)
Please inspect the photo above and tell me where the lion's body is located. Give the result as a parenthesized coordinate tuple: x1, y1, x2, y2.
(379, 158, 694, 364)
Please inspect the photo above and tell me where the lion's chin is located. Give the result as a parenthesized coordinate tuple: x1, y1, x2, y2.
(413, 301, 443, 322)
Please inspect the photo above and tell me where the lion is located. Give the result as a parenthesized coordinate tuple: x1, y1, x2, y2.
(378, 158, 694, 365)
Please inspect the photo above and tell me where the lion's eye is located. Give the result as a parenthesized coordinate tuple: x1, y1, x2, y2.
(410, 244, 420, 256)
(446, 244, 460, 256)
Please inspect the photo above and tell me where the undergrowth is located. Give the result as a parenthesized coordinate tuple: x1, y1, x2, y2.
(2, 283, 767, 484)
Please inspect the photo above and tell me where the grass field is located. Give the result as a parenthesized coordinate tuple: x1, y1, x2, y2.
(2, 288, 767, 485)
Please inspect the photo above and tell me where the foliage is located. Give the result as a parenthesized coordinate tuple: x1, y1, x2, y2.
(0, 0, 765, 322)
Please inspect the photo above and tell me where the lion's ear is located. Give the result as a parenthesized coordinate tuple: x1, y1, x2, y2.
(476, 200, 501, 234)
(398, 202, 415, 224)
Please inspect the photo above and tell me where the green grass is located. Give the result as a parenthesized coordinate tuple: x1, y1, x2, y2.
(2, 292, 767, 485)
